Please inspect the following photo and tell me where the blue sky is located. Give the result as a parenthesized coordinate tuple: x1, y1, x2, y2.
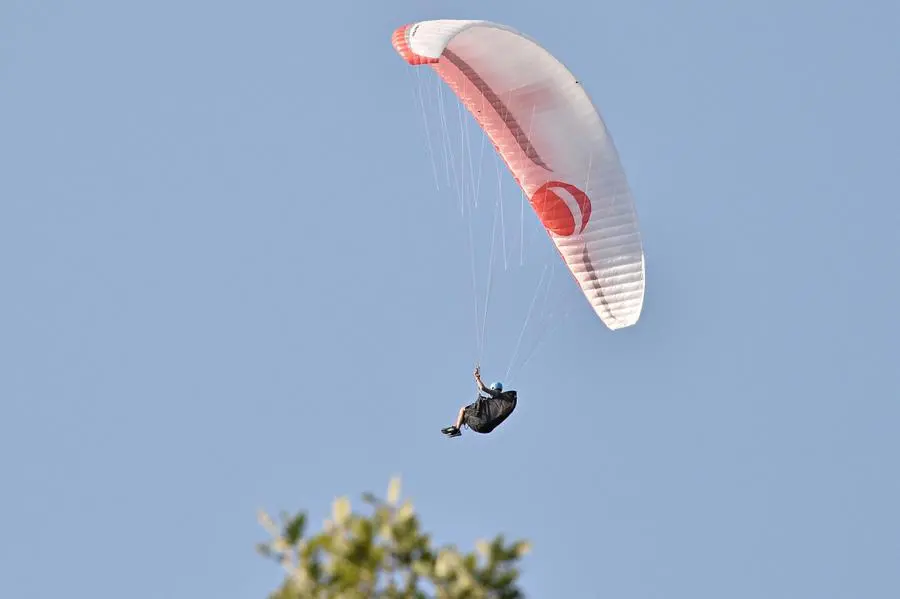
(2, 1, 899, 597)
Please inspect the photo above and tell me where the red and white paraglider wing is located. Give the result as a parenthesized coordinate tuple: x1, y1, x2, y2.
(393, 19, 645, 330)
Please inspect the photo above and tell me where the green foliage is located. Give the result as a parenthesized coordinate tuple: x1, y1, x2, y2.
(258, 477, 531, 598)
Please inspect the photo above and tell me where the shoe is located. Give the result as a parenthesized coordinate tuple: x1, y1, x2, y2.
(441, 426, 461, 438)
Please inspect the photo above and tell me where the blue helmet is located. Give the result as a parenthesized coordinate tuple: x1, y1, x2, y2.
(490, 381, 503, 391)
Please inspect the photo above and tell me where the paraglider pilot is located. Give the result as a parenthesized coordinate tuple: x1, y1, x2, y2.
(441, 365, 518, 438)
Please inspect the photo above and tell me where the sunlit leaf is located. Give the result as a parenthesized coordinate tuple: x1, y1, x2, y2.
(332, 496, 351, 526)
(387, 476, 402, 505)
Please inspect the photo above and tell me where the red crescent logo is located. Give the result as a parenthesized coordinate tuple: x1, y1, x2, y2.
(529, 181, 592, 237)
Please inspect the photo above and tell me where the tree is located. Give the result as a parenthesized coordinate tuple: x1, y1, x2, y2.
(257, 477, 531, 598)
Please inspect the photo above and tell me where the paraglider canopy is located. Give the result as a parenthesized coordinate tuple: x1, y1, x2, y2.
(393, 20, 646, 330)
